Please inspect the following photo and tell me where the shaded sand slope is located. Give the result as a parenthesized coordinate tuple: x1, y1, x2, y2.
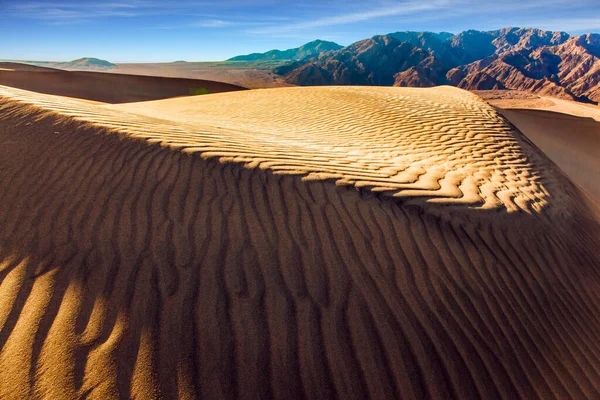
(0, 63, 245, 103)
(496, 98, 600, 122)
(0, 85, 600, 399)
(474, 90, 600, 203)
(475, 91, 600, 122)
(499, 108, 600, 203)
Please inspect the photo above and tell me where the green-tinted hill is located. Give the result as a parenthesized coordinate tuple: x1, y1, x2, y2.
(228, 39, 342, 61)
(22, 57, 117, 71)
(60, 57, 117, 69)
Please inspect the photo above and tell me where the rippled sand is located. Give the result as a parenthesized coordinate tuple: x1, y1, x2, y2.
(0, 84, 599, 399)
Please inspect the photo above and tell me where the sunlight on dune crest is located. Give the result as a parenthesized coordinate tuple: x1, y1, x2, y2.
(0, 85, 572, 217)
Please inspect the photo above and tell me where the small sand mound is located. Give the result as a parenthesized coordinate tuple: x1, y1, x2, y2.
(0, 85, 599, 399)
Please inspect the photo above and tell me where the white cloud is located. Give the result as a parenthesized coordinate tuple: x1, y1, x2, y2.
(3, 1, 148, 22)
(248, 0, 454, 34)
(527, 18, 600, 32)
(193, 19, 235, 28)
(4, 0, 599, 33)
(1, 0, 281, 25)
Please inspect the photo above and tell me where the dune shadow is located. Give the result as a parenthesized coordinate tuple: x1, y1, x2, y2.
(0, 93, 600, 399)
(499, 107, 600, 203)
(0, 63, 246, 104)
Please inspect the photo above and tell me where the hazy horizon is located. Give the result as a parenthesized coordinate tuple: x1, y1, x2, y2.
(2, 0, 600, 63)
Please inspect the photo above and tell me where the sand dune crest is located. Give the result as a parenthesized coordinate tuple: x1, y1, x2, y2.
(0, 85, 599, 399)
(1, 84, 578, 218)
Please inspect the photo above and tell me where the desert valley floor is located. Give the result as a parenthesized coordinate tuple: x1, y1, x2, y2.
(0, 65, 599, 399)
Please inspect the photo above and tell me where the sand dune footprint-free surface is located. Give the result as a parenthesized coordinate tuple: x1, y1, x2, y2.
(0, 84, 599, 399)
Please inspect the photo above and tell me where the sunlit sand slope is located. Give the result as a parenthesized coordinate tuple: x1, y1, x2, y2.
(11, 84, 575, 215)
(0, 85, 599, 399)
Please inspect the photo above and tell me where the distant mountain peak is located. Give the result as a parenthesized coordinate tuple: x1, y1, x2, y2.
(228, 40, 343, 62)
(63, 57, 116, 69)
(303, 39, 333, 45)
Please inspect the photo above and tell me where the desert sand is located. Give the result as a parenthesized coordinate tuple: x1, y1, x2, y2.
(474, 90, 600, 204)
(0, 62, 246, 104)
(499, 109, 600, 205)
(113, 62, 292, 89)
(12, 60, 289, 90)
(0, 83, 599, 399)
(476, 90, 600, 121)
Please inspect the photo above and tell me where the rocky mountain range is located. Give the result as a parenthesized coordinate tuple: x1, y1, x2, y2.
(266, 28, 600, 103)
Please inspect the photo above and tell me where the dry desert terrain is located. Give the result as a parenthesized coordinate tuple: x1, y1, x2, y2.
(0, 69, 599, 399)
(112, 61, 291, 89)
(478, 90, 600, 203)
(0, 62, 245, 103)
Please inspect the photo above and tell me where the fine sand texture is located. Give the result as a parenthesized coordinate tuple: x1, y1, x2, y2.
(1, 84, 600, 399)
(105, 86, 571, 214)
(474, 90, 600, 206)
(0, 63, 246, 104)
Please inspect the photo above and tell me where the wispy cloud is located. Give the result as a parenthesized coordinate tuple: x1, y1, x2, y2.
(3, 0, 599, 33)
(3, 1, 151, 23)
(518, 17, 600, 32)
(156, 18, 284, 30)
(12, 1, 141, 10)
(193, 19, 235, 28)
(0, 0, 277, 24)
(247, 0, 454, 34)
(404, 0, 600, 33)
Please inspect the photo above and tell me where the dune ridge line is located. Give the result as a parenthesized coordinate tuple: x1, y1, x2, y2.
(0, 84, 599, 399)
(0, 85, 579, 220)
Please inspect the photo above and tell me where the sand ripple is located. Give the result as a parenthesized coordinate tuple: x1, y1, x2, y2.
(0, 85, 573, 217)
(0, 85, 599, 399)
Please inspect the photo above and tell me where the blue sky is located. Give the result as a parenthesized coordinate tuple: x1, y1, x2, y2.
(1, 0, 599, 62)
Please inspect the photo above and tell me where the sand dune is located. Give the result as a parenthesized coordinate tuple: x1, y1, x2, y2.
(472, 90, 600, 207)
(106, 86, 573, 215)
(499, 108, 600, 204)
(0, 63, 246, 103)
(476, 91, 600, 122)
(0, 84, 599, 399)
(113, 62, 293, 89)
(0, 62, 63, 72)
